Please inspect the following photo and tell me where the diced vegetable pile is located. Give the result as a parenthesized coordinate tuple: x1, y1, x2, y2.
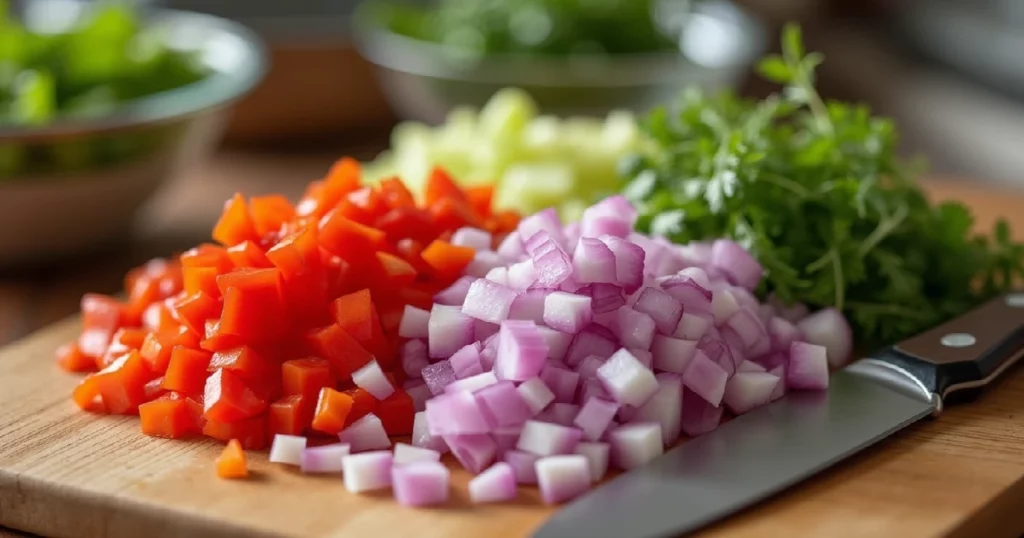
(57, 157, 518, 450)
(362, 88, 643, 222)
(58, 159, 843, 507)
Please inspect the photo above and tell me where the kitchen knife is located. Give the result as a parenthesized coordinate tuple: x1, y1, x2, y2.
(533, 291, 1024, 538)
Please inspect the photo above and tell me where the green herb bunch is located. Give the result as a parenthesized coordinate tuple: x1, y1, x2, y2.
(621, 24, 1024, 348)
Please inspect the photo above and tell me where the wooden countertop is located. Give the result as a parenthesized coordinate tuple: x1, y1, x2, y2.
(1, 149, 1023, 538)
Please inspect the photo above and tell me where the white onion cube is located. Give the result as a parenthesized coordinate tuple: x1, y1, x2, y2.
(536, 455, 592, 504)
(269, 434, 307, 466)
(393, 442, 442, 465)
(342, 451, 394, 493)
(609, 422, 663, 470)
(597, 348, 659, 407)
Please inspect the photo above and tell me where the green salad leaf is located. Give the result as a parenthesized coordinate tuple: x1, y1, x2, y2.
(621, 23, 1024, 348)
(371, 0, 677, 57)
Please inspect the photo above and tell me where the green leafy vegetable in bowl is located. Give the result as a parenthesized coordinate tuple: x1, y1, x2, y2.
(621, 24, 1024, 348)
(372, 0, 676, 58)
(0, 0, 209, 178)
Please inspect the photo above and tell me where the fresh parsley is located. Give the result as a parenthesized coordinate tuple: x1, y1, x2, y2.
(621, 23, 1024, 348)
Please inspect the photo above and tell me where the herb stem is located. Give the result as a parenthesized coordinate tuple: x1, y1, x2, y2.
(857, 201, 908, 257)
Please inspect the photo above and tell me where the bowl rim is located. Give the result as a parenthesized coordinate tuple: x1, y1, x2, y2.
(0, 2, 269, 143)
(350, 0, 766, 88)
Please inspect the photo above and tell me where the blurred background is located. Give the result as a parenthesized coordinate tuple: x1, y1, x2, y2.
(2, 0, 1024, 347)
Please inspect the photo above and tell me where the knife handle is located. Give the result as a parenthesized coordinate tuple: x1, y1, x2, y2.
(871, 292, 1024, 401)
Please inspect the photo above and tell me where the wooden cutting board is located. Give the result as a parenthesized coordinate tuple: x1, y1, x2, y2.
(1, 180, 1024, 538)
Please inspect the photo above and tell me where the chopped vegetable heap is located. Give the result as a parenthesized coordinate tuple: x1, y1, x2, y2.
(58, 158, 518, 449)
(621, 24, 1024, 348)
(369, 0, 676, 57)
(364, 88, 642, 222)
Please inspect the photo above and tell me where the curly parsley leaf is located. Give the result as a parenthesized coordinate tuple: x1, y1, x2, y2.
(622, 22, 1024, 348)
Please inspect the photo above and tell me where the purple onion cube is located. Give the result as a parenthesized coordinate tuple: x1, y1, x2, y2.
(504, 449, 540, 484)
(444, 433, 497, 474)
(536, 455, 592, 504)
(787, 341, 829, 390)
(614, 306, 656, 351)
(573, 397, 619, 441)
(450, 343, 484, 379)
(516, 377, 555, 415)
(636, 373, 683, 445)
(475, 380, 533, 428)
(540, 364, 580, 404)
(575, 441, 610, 482)
(428, 304, 475, 359)
(543, 292, 593, 334)
(461, 278, 517, 324)
(392, 461, 450, 507)
(517, 420, 583, 456)
(398, 305, 430, 339)
(608, 422, 663, 471)
(412, 411, 449, 454)
(632, 287, 683, 336)
(651, 334, 698, 374)
(723, 372, 780, 415)
(495, 320, 549, 381)
(342, 450, 393, 493)
(425, 391, 490, 436)
(421, 360, 456, 396)
(681, 349, 729, 407)
(468, 462, 518, 503)
(597, 348, 659, 407)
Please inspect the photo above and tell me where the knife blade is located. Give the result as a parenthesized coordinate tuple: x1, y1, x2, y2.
(533, 291, 1024, 538)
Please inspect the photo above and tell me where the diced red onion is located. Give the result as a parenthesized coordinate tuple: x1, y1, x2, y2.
(768, 316, 801, 353)
(582, 215, 631, 240)
(547, 403, 581, 427)
(673, 313, 710, 342)
(434, 276, 476, 306)
(399, 305, 430, 339)
(572, 238, 617, 283)
(412, 411, 449, 453)
(576, 355, 606, 380)
(711, 239, 763, 291)
(577, 283, 624, 315)
(629, 233, 681, 277)
(796, 308, 853, 368)
(597, 348, 659, 407)
(738, 360, 767, 373)
(536, 455, 592, 504)
(768, 292, 809, 323)
(475, 380, 533, 428)
(421, 360, 456, 395)
(475, 319, 500, 343)
(608, 422, 663, 470)
(496, 231, 525, 261)
(573, 397, 619, 441)
(628, 347, 653, 369)
(494, 320, 549, 381)
(636, 373, 683, 445)
(504, 450, 540, 484)
(536, 326, 572, 361)
(469, 462, 518, 503)
(507, 260, 538, 291)
(426, 391, 490, 435)
(445, 371, 498, 394)
(681, 349, 728, 407)
(428, 304, 475, 359)
(516, 377, 555, 415)
(485, 266, 510, 286)
(711, 288, 740, 325)
(444, 433, 497, 474)
(650, 334, 697, 374)
(392, 461, 450, 507)
(757, 303, 775, 325)
(575, 442, 610, 482)
(632, 287, 683, 336)
(614, 306, 656, 350)
(401, 340, 430, 378)
(461, 279, 517, 325)
(600, 236, 645, 294)
(681, 387, 723, 436)
(564, 222, 581, 245)
(540, 364, 580, 404)
(338, 413, 392, 452)
(585, 195, 638, 227)
(531, 239, 573, 288)
(723, 372, 779, 414)
(615, 404, 637, 423)
(466, 250, 505, 278)
(659, 274, 712, 316)
(543, 292, 593, 333)
(352, 360, 395, 400)
(508, 289, 547, 323)
(492, 425, 523, 454)
(677, 242, 713, 267)
(724, 307, 767, 354)
(342, 450, 393, 493)
(699, 334, 738, 376)
(518, 208, 567, 248)
(580, 378, 611, 404)
(516, 420, 583, 456)
(269, 434, 307, 466)
(449, 344, 484, 379)
(393, 442, 442, 465)
(758, 352, 788, 370)
(407, 382, 432, 412)
(300, 443, 350, 473)
(451, 227, 493, 251)
(787, 341, 829, 390)
(769, 365, 787, 401)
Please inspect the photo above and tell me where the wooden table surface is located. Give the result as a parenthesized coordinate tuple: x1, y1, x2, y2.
(1, 148, 1023, 538)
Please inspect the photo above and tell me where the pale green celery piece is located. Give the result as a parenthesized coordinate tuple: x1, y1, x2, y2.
(11, 69, 55, 125)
